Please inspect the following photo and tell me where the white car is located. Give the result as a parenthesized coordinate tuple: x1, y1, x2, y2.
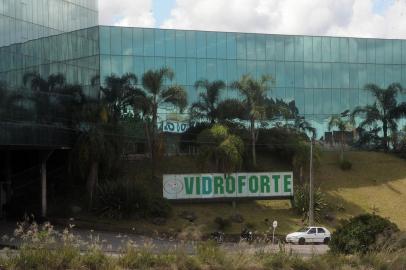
(286, 227, 331, 245)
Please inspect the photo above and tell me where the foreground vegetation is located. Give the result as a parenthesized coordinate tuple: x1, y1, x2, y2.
(1, 221, 406, 270)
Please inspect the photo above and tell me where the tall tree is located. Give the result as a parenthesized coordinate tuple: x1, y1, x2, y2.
(190, 79, 226, 124)
(133, 67, 187, 169)
(328, 112, 354, 162)
(352, 83, 406, 151)
(231, 74, 274, 167)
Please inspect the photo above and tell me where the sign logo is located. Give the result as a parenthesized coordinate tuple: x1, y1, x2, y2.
(163, 179, 184, 195)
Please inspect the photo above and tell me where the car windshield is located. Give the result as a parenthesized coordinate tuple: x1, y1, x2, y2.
(297, 227, 309, 232)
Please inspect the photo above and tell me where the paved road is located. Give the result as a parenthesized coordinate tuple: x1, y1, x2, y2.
(0, 222, 328, 256)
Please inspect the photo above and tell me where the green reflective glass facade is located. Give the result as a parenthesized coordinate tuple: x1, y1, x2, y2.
(0, 0, 98, 47)
(99, 27, 406, 132)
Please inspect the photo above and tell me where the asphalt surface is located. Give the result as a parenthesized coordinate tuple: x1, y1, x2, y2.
(0, 221, 328, 256)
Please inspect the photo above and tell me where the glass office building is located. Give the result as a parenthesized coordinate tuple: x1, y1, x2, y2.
(2, 0, 406, 141)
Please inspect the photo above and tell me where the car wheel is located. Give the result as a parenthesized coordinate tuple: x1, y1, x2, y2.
(298, 238, 305, 245)
(323, 237, 330, 244)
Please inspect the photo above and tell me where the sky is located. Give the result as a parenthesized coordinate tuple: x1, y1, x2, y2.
(98, 0, 406, 39)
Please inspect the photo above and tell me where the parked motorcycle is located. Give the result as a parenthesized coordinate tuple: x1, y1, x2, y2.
(210, 231, 225, 244)
(240, 228, 254, 243)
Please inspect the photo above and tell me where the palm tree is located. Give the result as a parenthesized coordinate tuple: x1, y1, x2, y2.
(231, 74, 274, 167)
(190, 79, 226, 124)
(134, 67, 187, 165)
(352, 83, 406, 151)
(328, 112, 354, 162)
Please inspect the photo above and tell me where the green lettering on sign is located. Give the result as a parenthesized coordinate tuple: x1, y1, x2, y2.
(260, 175, 270, 193)
(248, 175, 259, 193)
(202, 176, 212, 195)
(238, 175, 246, 193)
(272, 175, 280, 193)
(196, 177, 201, 195)
(184, 177, 194, 195)
(226, 176, 235, 194)
(214, 176, 224, 194)
(284, 174, 292, 193)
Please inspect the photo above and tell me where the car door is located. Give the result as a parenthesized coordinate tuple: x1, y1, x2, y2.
(306, 228, 317, 243)
(317, 228, 326, 243)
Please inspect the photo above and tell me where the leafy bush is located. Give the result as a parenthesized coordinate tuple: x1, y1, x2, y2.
(329, 214, 399, 254)
(339, 159, 352, 170)
(145, 197, 172, 218)
(292, 184, 327, 222)
(213, 217, 231, 230)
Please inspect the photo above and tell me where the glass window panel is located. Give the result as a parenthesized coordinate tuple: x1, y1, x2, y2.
(247, 60, 256, 78)
(340, 89, 350, 112)
(217, 32, 227, 59)
(207, 32, 216, 58)
(357, 39, 367, 63)
(110, 27, 122, 55)
(207, 59, 217, 80)
(186, 31, 196, 57)
(237, 60, 247, 78)
(226, 33, 237, 59)
(100, 55, 111, 81)
(143, 29, 154, 56)
(312, 37, 321, 62)
(358, 64, 367, 88)
(366, 64, 376, 85)
(122, 28, 132, 55)
(285, 37, 294, 61)
(385, 65, 393, 86)
(133, 28, 143, 56)
(286, 88, 294, 101)
(401, 66, 406, 86)
(331, 89, 341, 113)
(385, 40, 393, 64)
(402, 41, 406, 64)
(276, 61, 285, 87)
(275, 36, 285, 61)
(304, 89, 314, 115)
(349, 38, 358, 63)
(285, 62, 294, 87)
(275, 87, 285, 100)
(266, 35, 275, 60)
(165, 57, 176, 75)
(304, 37, 313, 62)
(393, 65, 401, 83)
(99, 26, 110, 54)
(133, 56, 144, 79)
(175, 58, 187, 84)
(256, 35, 266, 60)
(322, 63, 332, 88)
(196, 58, 207, 80)
(393, 40, 401, 65)
(304, 63, 313, 88)
(144, 56, 155, 71)
(111, 55, 122, 75)
(295, 88, 305, 114)
(217, 59, 227, 81)
(227, 60, 237, 82)
(331, 37, 340, 62)
(349, 64, 359, 88)
(366, 39, 375, 63)
(257, 61, 266, 78)
(186, 58, 197, 85)
(154, 29, 165, 57)
(295, 62, 304, 87)
(332, 63, 340, 88)
(339, 38, 349, 62)
(165, 30, 176, 57)
(376, 64, 385, 87)
(196, 31, 206, 58)
(236, 33, 246, 59)
(123, 55, 133, 73)
(176, 30, 186, 57)
(376, 40, 385, 64)
(349, 88, 359, 109)
(294, 36, 304, 61)
(313, 89, 324, 115)
(340, 63, 350, 89)
(313, 63, 322, 88)
(246, 33, 256, 60)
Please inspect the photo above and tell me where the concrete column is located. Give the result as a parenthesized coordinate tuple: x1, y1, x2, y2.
(41, 157, 47, 218)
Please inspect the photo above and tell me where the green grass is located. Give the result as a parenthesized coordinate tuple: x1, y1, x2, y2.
(70, 151, 406, 236)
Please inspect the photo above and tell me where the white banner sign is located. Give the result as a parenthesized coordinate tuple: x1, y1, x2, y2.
(163, 172, 293, 200)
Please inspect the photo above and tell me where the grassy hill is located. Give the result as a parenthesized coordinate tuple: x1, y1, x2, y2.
(71, 151, 406, 236)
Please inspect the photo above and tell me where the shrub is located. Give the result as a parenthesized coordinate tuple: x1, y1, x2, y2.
(329, 214, 399, 254)
(292, 184, 327, 222)
(339, 159, 352, 170)
(213, 217, 231, 231)
(146, 197, 172, 218)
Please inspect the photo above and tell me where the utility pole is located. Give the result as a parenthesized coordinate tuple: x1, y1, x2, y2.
(309, 138, 314, 226)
